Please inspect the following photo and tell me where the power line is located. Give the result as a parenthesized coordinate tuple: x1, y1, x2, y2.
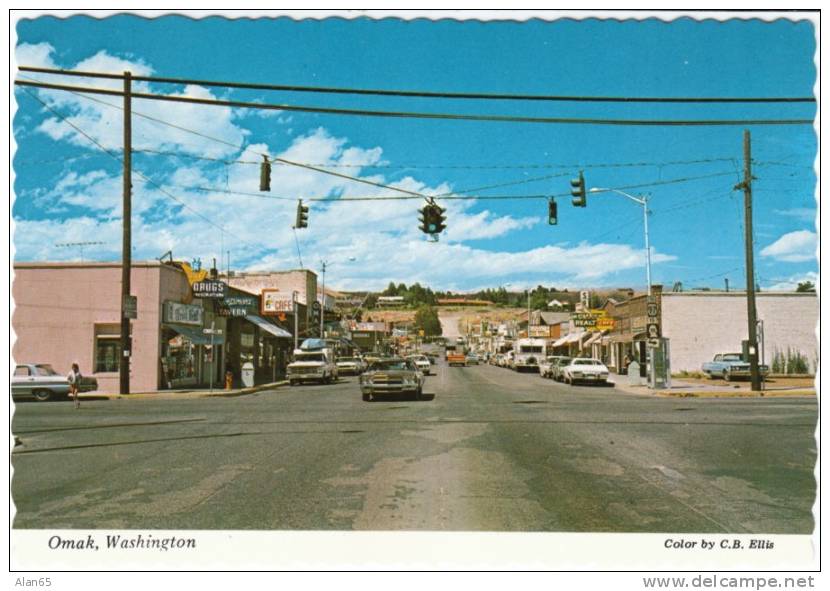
(17, 85, 259, 250)
(18, 66, 817, 104)
(14, 79, 815, 127)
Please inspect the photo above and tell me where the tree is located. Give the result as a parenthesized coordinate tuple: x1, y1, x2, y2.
(414, 305, 442, 337)
(796, 281, 816, 293)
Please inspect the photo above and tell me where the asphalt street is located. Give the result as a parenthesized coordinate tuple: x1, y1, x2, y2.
(12, 360, 817, 533)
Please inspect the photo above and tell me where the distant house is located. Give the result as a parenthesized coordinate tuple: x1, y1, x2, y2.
(377, 296, 405, 306)
(436, 298, 493, 306)
(547, 299, 568, 309)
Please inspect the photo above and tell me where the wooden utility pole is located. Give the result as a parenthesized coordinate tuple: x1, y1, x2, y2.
(119, 71, 132, 394)
(738, 130, 762, 391)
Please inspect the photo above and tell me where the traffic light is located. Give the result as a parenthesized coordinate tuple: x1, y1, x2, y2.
(571, 171, 586, 207)
(548, 198, 558, 225)
(294, 199, 309, 229)
(260, 155, 271, 192)
(418, 201, 447, 236)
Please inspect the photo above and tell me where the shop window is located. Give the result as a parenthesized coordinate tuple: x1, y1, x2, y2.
(95, 323, 129, 373)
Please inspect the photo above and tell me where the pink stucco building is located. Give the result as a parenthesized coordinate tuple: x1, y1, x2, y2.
(12, 261, 225, 393)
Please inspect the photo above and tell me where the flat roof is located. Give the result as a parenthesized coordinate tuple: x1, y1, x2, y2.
(14, 260, 166, 269)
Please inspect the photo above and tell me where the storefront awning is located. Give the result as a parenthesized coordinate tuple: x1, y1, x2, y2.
(167, 324, 225, 346)
(585, 330, 608, 346)
(245, 314, 292, 338)
(566, 331, 588, 344)
(552, 335, 569, 347)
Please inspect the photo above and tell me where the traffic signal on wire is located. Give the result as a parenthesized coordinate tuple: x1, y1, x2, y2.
(295, 199, 309, 229)
(418, 200, 446, 236)
(548, 198, 558, 225)
(260, 155, 271, 192)
(571, 171, 586, 207)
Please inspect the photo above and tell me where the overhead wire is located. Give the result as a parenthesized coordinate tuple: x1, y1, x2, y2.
(17, 66, 817, 104)
(14, 79, 815, 127)
(17, 85, 260, 251)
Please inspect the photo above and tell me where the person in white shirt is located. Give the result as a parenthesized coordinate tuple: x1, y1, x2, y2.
(67, 363, 82, 409)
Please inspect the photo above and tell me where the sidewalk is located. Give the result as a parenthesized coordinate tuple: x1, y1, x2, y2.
(78, 380, 289, 401)
(612, 376, 816, 398)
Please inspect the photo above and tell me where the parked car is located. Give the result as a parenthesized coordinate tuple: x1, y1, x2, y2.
(336, 356, 366, 376)
(407, 354, 432, 375)
(562, 358, 610, 385)
(539, 355, 570, 379)
(360, 358, 425, 401)
(550, 356, 574, 382)
(12, 363, 98, 402)
(702, 353, 770, 381)
(465, 353, 480, 365)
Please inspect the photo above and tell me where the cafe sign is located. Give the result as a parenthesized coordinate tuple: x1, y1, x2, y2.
(262, 289, 294, 314)
(164, 301, 204, 326)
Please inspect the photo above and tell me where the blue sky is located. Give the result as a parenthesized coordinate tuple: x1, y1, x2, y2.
(12, 14, 818, 292)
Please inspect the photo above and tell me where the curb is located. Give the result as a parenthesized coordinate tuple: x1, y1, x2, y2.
(206, 381, 290, 397)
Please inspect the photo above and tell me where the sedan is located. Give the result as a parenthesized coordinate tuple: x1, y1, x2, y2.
(12, 363, 98, 402)
(561, 358, 610, 385)
(465, 353, 480, 365)
(336, 357, 366, 376)
(360, 358, 425, 402)
(550, 357, 573, 382)
(407, 355, 432, 375)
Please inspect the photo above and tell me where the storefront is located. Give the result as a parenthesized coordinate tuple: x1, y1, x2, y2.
(160, 299, 226, 389)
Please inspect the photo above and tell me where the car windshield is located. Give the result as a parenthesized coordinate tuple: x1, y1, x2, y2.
(557, 358, 573, 365)
(520, 346, 543, 353)
(34, 364, 58, 376)
(573, 359, 602, 366)
(370, 359, 411, 371)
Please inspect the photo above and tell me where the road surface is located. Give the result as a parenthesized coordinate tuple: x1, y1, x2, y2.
(12, 360, 816, 532)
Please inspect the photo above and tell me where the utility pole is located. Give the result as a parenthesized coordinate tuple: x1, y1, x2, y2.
(119, 71, 132, 395)
(320, 261, 327, 338)
(737, 130, 762, 391)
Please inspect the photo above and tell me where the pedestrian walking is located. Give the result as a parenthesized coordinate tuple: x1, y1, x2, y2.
(68, 362, 82, 409)
(623, 354, 632, 375)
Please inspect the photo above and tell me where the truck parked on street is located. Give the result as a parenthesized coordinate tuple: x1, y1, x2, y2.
(287, 348, 338, 385)
(702, 353, 770, 381)
(512, 338, 547, 372)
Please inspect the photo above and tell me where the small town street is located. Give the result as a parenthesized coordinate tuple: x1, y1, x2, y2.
(12, 360, 817, 533)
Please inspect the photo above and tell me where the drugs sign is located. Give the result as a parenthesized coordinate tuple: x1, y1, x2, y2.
(193, 280, 227, 299)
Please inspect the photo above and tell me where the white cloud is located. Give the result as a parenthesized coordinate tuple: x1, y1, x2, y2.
(763, 271, 818, 292)
(760, 230, 817, 263)
(17, 44, 248, 158)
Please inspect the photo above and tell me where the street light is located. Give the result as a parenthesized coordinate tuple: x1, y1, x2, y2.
(589, 187, 653, 297)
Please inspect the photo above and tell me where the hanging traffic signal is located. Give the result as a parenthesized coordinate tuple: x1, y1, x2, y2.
(548, 198, 558, 225)
(295, 199, 309, 229)
(571, 171, 586, 207)
(418, 201, 447, 237)
(260, 155, 271, 192)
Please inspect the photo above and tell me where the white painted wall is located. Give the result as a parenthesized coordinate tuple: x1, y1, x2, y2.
(661, 292, 818, 373)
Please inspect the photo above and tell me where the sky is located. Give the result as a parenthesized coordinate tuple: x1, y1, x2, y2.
(11, 12, 818, 293)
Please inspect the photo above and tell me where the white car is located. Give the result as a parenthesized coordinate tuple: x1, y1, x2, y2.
(562, 358, 610, 385)
(407, 355, 431, 375)
(336, 356, 366, 376)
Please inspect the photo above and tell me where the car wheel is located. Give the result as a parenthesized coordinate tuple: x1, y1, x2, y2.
(362, 392, 370, 402)
(723, 371, 731, 382)
(289, 380, 297, 387)
(415, 386, 423, 401)
(566, 376, 572, 385)
(33, 389, 53, 402)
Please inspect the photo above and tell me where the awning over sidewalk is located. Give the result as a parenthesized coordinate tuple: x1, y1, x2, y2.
(245, 314, 292, 338)
(565, 331, 588, 344)
(552, 335, 570, 347)
(166, 323, 225, 345)
(584, 330, 608, 346)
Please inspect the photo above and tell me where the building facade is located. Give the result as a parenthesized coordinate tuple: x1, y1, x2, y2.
(12, 261, 225, 392)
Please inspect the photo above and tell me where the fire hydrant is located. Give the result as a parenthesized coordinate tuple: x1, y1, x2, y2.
(225, 371, 233, 390)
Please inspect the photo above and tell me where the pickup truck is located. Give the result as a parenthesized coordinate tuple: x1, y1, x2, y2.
(702, 353, 769, 381)
(446, 346, 467, 367)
